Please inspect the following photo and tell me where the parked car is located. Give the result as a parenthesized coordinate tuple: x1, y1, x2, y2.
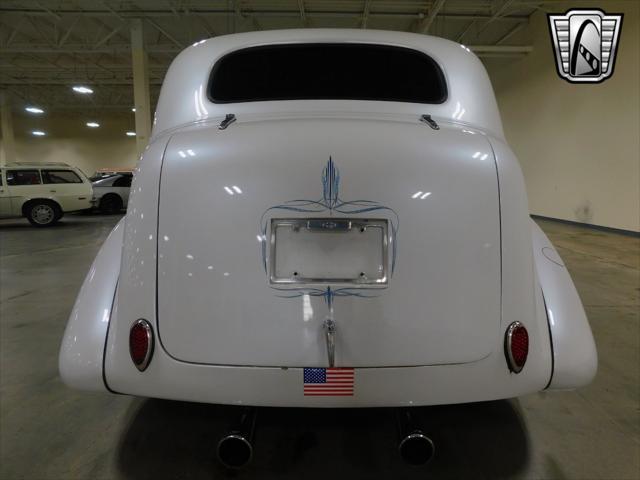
(90, 168, 134, 181)
(0, 163, 93, 227)
(91, 173, 132, 213)
(59, 30, 597, 466)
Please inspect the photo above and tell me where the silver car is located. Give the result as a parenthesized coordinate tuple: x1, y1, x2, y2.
(91, 173, 132, 213)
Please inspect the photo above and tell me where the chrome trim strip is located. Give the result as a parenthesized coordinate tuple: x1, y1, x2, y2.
(268, 217, 389, 286)
(505, 321, 526, 374)
(324, 318, 336, 367)
(130, 318, 154, 372)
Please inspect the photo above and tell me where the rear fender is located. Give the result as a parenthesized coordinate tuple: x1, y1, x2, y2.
(531, 220, 597, 389)
(58, 218, 124, 391)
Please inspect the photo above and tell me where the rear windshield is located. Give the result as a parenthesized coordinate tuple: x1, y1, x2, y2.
(209, 44, 447, 104)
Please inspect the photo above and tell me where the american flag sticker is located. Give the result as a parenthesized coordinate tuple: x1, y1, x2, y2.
(303, 368, 355, 396)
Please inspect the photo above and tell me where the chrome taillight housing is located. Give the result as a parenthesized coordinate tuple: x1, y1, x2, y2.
(130, 319, 154, 371)
(505, 321, 529, 373)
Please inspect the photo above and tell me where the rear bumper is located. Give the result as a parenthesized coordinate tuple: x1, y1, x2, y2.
(104, 328, 552, 408)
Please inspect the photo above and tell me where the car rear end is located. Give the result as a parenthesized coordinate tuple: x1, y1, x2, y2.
(62, 30, 557, 407)
(101, 114, 553, 407)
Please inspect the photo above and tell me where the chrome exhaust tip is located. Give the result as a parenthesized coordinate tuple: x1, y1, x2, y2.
(395, 408, 435, 465)
(216, 407, 256, 469)
(398, 432, 435, 465)
(216, 433, 253, 469)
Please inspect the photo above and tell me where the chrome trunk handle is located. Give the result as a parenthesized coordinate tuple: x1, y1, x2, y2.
(324, 318, 336, 367)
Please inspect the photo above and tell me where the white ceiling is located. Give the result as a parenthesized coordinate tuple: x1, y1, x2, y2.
(1, 0, 544, 114)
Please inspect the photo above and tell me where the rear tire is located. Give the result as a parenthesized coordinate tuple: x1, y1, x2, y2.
(25, 200, 61, 227)
(99, 194, 123, 214)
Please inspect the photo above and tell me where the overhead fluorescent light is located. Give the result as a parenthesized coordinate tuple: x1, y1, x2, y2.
(131, 107, 136, 112)
(31, 130, 46, 136)
(25, 106, 44, 114)
(126, 131, 136, 136)
(72, 85, 93, 94)
(86, 122, 100, 128)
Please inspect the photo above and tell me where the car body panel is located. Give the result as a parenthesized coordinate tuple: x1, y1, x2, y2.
(155, 119, 501, 367)
(531, 221, 598, 389)
(58, 218, 124, 391)
(60, 29, 595, 406)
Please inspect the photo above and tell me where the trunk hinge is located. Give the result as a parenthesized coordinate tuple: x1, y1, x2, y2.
(420, 114, 440, 130)
(218, 113, 237, 130)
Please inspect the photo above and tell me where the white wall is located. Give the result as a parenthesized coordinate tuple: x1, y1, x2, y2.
(1, 112, 138, 178)
(486, 1, 639, 232)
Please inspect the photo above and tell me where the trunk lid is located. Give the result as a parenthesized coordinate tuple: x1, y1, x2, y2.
(156, 116, 500, 367)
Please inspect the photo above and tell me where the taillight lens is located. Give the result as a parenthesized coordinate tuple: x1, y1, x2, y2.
(505, 322, 529, 373)
(130, 319, 153, 371)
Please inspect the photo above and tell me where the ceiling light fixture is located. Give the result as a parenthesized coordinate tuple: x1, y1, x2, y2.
(86, 122, 100, 128)
(131, 107, 136, 112)
(25, 106, 44, 114)
(72, 85, 93, 94)
(126, 131, 136, 136)
(31, 130, 46, 136)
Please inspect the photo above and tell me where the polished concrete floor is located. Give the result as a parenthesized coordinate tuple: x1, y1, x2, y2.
(0, 214, 638, 480)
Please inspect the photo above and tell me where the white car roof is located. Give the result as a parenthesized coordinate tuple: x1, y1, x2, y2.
(152, 29, 504, 140)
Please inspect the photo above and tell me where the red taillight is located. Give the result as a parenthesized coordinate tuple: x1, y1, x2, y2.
(505, 322, 529, 373)
(130, 319, 153, 371)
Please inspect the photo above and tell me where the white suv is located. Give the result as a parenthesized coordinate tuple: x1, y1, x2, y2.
(0, 163, 93, 227)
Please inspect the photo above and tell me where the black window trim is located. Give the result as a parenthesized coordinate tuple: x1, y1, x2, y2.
(207, 42, 448, 105)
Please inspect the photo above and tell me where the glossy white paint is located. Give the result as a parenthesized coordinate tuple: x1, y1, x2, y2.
(156, 119, 500, 367)
(531, 221, 598, 389)
(58, 218, 124, 391)
(60, 30, 596, 406)
(152, 29, 504, 140)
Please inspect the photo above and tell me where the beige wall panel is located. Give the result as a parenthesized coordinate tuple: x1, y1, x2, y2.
(487, 1, 639, 232)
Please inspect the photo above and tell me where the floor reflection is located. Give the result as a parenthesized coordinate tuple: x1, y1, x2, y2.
(117, 398, 529, 480)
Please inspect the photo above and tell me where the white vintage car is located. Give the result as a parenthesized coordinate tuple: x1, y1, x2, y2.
(59, 29, 597, 466)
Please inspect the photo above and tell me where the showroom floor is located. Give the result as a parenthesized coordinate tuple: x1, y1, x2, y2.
(0, 215, 638, 480)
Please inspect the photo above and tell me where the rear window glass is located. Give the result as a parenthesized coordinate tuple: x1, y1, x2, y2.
(209, 44, 447, 104)
(6, 170, 41, 186)
(42, 170, 82, 184)
(113, 175, 132, 188)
